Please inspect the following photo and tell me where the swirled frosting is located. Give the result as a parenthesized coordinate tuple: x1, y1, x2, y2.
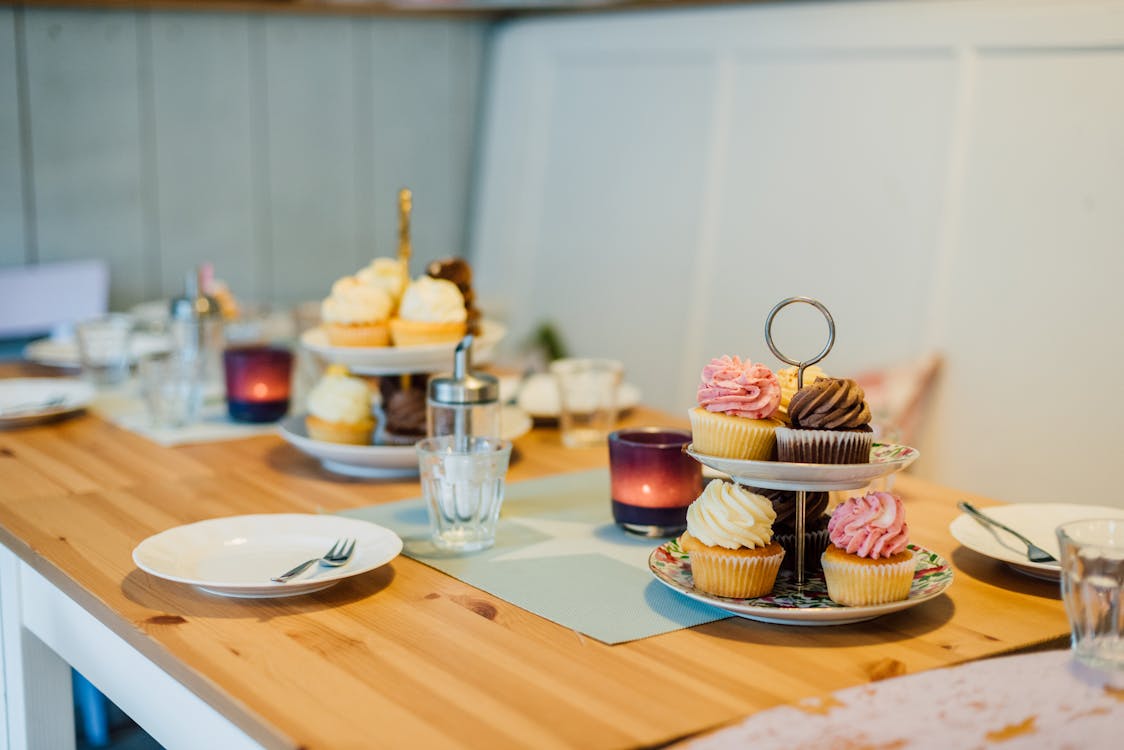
(788, 377, 871, 430)
(397, 276, 467, 324)
(774, 365, 829, 423)
(307, 366, 373, 424)
(686, 479, 776, 550)
(697, 356, 780, 420)
(357, 258, 408, 303)
(827, 491, 909, 558)
(321, 276, 393, 325)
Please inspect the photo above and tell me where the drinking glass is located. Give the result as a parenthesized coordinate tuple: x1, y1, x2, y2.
(1057, 518, 1124, 672)
(75, 314, 134, 386)
(550, 358, 623, 448)
(417, 436, 512, 553)
(137, 352, 203, 428)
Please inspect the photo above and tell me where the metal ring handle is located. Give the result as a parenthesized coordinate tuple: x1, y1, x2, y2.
(764, 296, 836, 370)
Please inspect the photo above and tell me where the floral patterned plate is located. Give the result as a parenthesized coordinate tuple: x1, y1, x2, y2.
(649, 539, 952, 626)
(686, 443, 919, 491)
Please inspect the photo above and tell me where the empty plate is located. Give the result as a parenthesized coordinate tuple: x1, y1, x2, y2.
(0, 378, 94, 427)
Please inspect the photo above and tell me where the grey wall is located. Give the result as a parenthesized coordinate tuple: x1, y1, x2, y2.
(0, 7, 489, 310)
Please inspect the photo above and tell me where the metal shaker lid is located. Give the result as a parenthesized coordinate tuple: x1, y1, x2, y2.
(428, 334, 499, 405)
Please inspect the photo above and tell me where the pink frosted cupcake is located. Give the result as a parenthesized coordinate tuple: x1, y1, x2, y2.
(821, 491, 915, 606)
(688, 356, 783, 460)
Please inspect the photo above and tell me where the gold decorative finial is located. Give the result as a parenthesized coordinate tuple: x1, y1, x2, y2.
(397, 188, 412, 269)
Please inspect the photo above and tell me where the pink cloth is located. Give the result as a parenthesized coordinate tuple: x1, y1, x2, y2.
(696, 356, 780, 420)
(828, 491, 910, 558)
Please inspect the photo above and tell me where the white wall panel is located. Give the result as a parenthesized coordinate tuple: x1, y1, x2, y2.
(150, 12, 258, 301)
(925, 48, 1124, 502)
(263, 15, 361, 304)
(24, 9, 149, 308)
(0, 8, 26, 266)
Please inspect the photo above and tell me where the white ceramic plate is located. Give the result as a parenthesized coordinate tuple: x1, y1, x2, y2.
(949, 502, 1124, 581)
(0, 378, 95, 427)
(278, 406, 532, 478)
(23, 333, 171, 369)
(132, 514, 403, 598)
(650, 540, 952, 626)
(513, 372, 642, 419)
(686, 443, 919, 491)
(300, 319, 505, 375)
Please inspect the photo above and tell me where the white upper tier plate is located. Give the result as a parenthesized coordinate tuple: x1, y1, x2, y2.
(133, 513, 403, 598)
(686, 442, 919, 491)
(300, 320, 505, 375)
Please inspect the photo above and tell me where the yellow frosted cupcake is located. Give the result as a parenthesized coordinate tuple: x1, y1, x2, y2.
(389, 276, 467, 346)
(821, 491, 915, 606)
(679, 479, 784, 598)
(688, 355, 782, 460)
(305, 365, 376, 445)
(356, 257, 409, 313)
(321, 276, 393, 347)
(773, 364, 828, 425)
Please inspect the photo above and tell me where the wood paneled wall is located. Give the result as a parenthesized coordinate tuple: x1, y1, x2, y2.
(0, 7, 488, 309)
(471, 0, 1124, 504)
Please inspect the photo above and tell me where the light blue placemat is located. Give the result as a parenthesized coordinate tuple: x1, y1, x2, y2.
(339, 468, 730, 644)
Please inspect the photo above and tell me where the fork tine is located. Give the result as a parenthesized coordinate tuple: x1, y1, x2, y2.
(335, 539, 356, 562)
(326, 538, 345, 558)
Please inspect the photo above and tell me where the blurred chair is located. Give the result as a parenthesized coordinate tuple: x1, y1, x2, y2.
(0, 260, 109, 359)
(852, 352, 942, 447)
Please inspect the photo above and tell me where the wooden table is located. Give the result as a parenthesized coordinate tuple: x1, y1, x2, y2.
(0, 401, 1070, 750)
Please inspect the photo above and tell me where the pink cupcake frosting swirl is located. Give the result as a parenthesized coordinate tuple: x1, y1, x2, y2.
(827, 491, 910, 559)
(697, 356, 780, 420)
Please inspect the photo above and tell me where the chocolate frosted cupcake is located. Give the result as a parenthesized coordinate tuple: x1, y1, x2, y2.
(378, 375, 429, 445)
(775, 377, 873, 464)
(749, 487, 830, 571)
(427, 257, 480, 336)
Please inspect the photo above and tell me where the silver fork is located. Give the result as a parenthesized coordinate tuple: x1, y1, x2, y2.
(271, 538, 356, 583)
(957, 501, 1057, 563)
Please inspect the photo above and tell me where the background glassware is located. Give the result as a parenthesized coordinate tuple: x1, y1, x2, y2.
(417, 436, 512, 553)
(1057, 518, 1124, 672)
(609, 427, 700, 537)
(138, 352, 203, 428)
(75, 314, 134, 385)
(550, 358, 623, 448)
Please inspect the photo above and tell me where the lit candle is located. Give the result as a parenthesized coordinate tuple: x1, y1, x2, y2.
(608, 428, 701, 537)
(223, 346, 293, 423)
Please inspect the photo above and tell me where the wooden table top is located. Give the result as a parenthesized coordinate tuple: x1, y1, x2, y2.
(0, 394, 1070, 750)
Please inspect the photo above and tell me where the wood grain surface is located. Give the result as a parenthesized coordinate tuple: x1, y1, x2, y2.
(0, 393, 1070, 750)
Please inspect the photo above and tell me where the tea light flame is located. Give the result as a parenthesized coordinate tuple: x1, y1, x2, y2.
(251, 382, 269, 399)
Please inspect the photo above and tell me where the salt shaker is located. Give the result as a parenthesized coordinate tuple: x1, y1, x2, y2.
(427, 335, 500, 449)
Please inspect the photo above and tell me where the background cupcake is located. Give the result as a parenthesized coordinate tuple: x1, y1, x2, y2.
(749, 487, 830, 571)
(678, 479, 784, 598)
(305, 365, 377, 445)
(688, 355, 782, 460)
(821, 491, 915, 606)
(775, 377, 873, 464)
(321, 276, 393, 347)
(389, 276, 468, 346)
(773, 364, 829, 425)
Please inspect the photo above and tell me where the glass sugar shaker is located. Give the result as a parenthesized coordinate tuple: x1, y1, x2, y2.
(169, 265, 225, 382)
(427, 334, 500, 449)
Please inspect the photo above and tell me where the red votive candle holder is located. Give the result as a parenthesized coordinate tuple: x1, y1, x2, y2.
(608, 427, 701, 537)
(223, 346, 293, 423)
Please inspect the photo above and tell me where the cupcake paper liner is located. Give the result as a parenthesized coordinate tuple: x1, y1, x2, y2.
(775, 427, 873, 465)
(688, 408, 779, 461)
(687, 545, 784, 599)
(773, 526, 831, 572)
(820, 548, 916, 606)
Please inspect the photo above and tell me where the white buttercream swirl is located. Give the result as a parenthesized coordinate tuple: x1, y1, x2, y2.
(321, 276, 393, 325)
(686, 479, 776, 550)
(307, 371, 373, 424)
(356, 258, 408, 302)
(397, 276, 467, 324)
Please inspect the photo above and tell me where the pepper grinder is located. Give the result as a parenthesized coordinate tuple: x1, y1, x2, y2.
(169, 265, 225, 381)
(427, 335, 500, 449)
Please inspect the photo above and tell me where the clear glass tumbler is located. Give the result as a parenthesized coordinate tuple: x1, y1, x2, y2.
(138, 352, 203, 428)
(550, 358, 623, 448)
(416, 436, 512, 553)
(75, 314, 134, 386)
(1057, 518, 1124, 672)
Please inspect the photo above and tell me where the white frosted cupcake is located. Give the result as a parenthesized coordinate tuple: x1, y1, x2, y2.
(389, 276, 468, 346)
(679, 479, 785, 599)
(821, 491, 915, 606)
(321, 276, 393, 347)
(305, 365, 376, 445)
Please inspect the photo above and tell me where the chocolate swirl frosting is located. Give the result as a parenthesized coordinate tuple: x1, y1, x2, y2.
(747, 487, 829, 530)
(787, 377, 871, 430)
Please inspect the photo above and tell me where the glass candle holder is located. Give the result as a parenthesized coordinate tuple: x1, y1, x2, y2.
(223, 346, 293, 423)
(608, 427, 701, 537)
